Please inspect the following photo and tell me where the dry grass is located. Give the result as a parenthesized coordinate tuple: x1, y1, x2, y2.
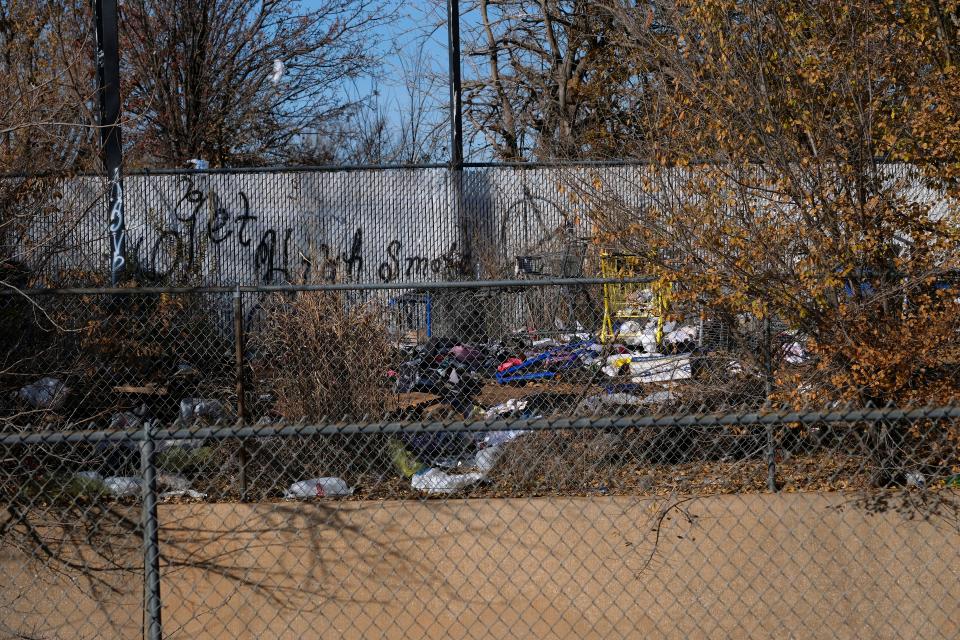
(251, 291, 394, 422)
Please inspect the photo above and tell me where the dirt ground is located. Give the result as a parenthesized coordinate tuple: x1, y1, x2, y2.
(2, 492, 958, 640)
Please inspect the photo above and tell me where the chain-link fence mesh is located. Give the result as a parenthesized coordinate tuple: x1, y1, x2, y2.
(2, 278, 959, 639)
(0, 279, 818, 431)
(6, 162, 937, 288)
(2, 409, 959, 639)
(2, 162, 959, 638)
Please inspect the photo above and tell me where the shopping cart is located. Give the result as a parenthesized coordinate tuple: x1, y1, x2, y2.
(599, 252, 670, 344)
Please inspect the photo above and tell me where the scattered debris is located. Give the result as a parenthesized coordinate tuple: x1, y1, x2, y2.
(782, 341, 808, 365)
(450, 344, 482, 362)
(109, 412, 144, 430)
(485, 398, 529, 419)
(411, 468, 484, 494)
(112, 383, 167, 395)
(18, 377, 69, 410)
(559, 321, 591, 343)
(157, 473, 191, 492)
(495, 340, 597, 383)
(73, 473, 198, 499)
(173, 363, 198, 378)
(390, 439, 426, 478)
(180, 398, 225, 422)
(601, 352, 692, 382)
(905, 471, 926, 488)
(629, 355, 692, 383)
(616, 319, 658, 352)
(284, 477, 354, 498)
(103, 476, 142, 497)
(479, 430, 528, 448)
(159, 489, 207, 501)
(497, 357, 523, 372)
(664, 325, 698, 346)
(475, 445, 503, 472)
(642, 389, 677, 404)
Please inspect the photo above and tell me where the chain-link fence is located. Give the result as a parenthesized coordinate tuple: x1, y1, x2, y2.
(2, 280, 959, 639)
(2, 160, 958, 638)
(0, 278, 805, 432)
(6, 162, 937, 288)
(2, 407, 959, 640)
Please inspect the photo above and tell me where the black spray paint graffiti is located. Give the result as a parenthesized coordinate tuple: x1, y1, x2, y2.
(376, 238, 462, 282)
(131, 182, 299, 283)
(130, 181, 461, 284)
(108, 166, 126, 280)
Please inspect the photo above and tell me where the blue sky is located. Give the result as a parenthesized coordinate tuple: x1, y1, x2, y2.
(298, 0, 496, 159)
(301, 0, 451, 119)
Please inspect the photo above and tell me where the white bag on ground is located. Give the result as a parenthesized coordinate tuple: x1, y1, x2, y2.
(159, 489, 208, 501)
(284, 477, 353, 498)
(103, 476, 142, 497)
(411, 468, 484, 494)
(475, 446, 503, 473)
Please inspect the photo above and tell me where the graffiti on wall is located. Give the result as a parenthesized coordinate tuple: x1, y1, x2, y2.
(108, 167, 126, 281)
(128, 178, 465, 284)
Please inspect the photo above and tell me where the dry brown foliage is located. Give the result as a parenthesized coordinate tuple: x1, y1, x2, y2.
(251, 291, 394, 422)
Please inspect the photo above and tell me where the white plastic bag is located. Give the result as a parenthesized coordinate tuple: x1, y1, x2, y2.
(103, 476, 142, 497)
(411, 468, 484, 494)
(284, 477, 353, 498)
(475, 446, 503, 473)
(480, 430, 527, 448)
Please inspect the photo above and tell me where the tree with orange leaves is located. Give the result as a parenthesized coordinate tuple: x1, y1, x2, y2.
(577, 0, 960, 408)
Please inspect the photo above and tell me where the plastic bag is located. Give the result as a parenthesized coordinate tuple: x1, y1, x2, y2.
(284, 477, 354, 498)
(411, 468, 484, 494)
(103, 476, 142, 497)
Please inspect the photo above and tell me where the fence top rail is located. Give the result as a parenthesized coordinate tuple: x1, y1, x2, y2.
(3, 404, 958, 446)
(1, 158, 649, 179)
(0, 276, 655, 297)
(0, 156, 944, 180)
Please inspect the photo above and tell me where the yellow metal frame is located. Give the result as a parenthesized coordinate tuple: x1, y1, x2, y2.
(600, 252, 671, 344)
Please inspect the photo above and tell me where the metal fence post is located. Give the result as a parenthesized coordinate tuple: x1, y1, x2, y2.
(763, 316, 777, 492)
(233, 287, 249, 501)
(140, 420, 163, 640)
(93, 0, 126, 285)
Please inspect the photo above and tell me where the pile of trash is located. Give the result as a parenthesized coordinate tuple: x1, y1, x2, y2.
(377, 317, 704, 494)
(391, 317, 700, 400)
(396, 424, 529, 495)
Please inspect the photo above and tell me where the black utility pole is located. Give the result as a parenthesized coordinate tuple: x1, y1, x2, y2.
(446, 0, 464, 169)
(446, 0, 469, 276)
(93, 0, 126, 285)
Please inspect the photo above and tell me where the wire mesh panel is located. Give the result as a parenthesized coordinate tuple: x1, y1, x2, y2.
(1, 158, 958, 638)
(2, 410, 959, 639)
(0, 291, 238, 430)
(11, 162, 933, 289)
(5, 276, 957, 429)
(1, 279, 959, 638)
(0, 434, 145, 640)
